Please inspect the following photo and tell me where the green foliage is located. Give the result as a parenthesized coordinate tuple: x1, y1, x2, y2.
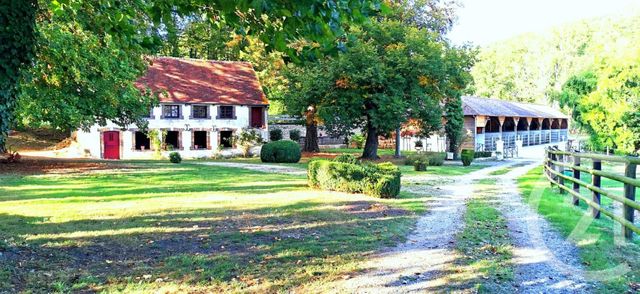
(317, 20, 475, 158)
(18, 20, 157, 132)
(260, 140, 301, 163)
(461, 149, 474, 166)
(169, 152, 182, 164)
(288, 129, 301, 142)
(404, 152, 446, 166)
(233, 128, 263, 157)
(413, 159, 428, 172)
(551, 48, 640, 153)
(0, 0, 37, 153)
(444, 96, 464, 153)
(148, 129, 166, 159)
(474, 151, 493, 158)
(333, 154, 359, 165)
(269, 128, 283, 141)
(471, 13, 640, 103)
(308, 160, 401, 198)
(350, 134, 365, 149)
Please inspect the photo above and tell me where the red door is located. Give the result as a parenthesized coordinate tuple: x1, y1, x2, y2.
(250, 107, 264, 128)
(103, 131, 120, 159)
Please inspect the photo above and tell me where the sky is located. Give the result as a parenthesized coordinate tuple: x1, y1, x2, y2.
(448, 0, 640, 46)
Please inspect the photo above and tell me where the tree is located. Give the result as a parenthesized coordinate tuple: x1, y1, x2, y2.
(281, 61, 333, 152)
(1, 0, 386, 152)
(319, 20, 474, 159)
(0, 0, 37, 153)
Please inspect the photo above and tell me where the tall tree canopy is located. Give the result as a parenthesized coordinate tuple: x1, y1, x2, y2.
(318, 20, 474, 159)
(553, 45, 640, 154)
(1, 0, 386, 152)
(471, 13, 640, 103)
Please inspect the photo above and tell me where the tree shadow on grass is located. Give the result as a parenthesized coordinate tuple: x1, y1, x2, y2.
(0, 197, 420, 293)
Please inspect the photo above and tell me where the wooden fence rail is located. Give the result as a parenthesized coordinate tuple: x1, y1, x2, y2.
(544, 147, 639, 239)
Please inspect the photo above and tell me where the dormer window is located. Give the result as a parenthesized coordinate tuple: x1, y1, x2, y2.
(162, 105, 181, 119)
(191, 105, 209, 119)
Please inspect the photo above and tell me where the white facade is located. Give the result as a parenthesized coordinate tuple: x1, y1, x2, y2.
(75, 103, 268, 159)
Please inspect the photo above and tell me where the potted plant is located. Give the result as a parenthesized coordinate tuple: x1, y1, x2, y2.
(414, 140, 423, 151)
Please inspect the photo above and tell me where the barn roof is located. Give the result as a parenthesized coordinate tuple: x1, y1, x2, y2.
(135, 57, 268, 105)
(462, 96, 568, 119)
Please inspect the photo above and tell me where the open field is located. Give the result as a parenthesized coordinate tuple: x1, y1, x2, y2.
(517, 166, 640, 292)
(0, 161, 431, 293)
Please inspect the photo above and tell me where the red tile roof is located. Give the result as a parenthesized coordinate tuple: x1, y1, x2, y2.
(136, 57, 268, 105)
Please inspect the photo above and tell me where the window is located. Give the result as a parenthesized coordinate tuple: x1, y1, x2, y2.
(162, 105, 181, 119)
(218, 106, 235, 119)
(164, 131, 180, 150)
(220, 131, 233, 148)
(193, 131, 208, 150)
(192, 105, 208, 119)
(134, 132, 150, 151)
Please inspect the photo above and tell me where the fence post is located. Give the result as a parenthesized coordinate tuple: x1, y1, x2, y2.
(557, 153, 565, 194)
(623, 162, 637, 239)
(572, 155, 580, 205)
(592, 160, 602, 218)
(549, 151, 557, 187)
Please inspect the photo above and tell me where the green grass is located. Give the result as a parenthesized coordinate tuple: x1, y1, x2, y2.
(321, 148, 412, 156)
(0, 161, 431, 293)
(446, 179, 514, 292)
(518, 166, 640, 292)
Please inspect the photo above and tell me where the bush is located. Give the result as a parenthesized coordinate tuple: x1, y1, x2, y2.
(289, 129, 301, 142)
(474, 151, 492, 158)
(169, 152, 182, 164)
(350, 134, 365, 149)
(404, 152, 446, 166)
(234, 128, 264, 157)
(334, 153, 359, 165)
(308, 160, 401, 198)
(260, 140, 301, 163)
(269, 128, 283, 141)
(461, 149, 475, 166)
(413, 159, 427, 171)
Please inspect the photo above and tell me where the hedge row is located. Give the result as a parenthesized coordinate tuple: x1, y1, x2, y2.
(404, 152, 446, 166)
(308, 160, 401, 198)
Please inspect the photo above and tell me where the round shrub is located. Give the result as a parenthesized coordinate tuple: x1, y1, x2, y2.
(260, 140, 301, 163)
(413, 159, 427, 171)
(461, 149, 475, 166)
(269, 128, 283, 141)
(289, 129, 301, 142)
(169, 152, 182, 164)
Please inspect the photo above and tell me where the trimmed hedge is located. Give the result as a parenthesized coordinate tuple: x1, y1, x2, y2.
(269, 128, 283, 141)
(260, 140, 301, 163)
(308, 160, 401, 198)
(474, 151, 492, 158)
(461, 149, 475, 166)
(404, 152, 446, 166)
(333, 153, 359, 165)
(169, 152, 182, 163)
(289, 129, 301, 141)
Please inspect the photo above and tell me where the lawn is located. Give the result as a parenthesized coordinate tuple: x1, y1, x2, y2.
(517, 166, 640, 292)
(0, 161, 431, 293)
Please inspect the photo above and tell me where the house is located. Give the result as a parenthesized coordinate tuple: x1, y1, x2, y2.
(460, 96, 569, 152)
(75, 57, 269, 159)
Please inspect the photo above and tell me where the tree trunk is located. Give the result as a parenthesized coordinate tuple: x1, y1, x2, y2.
(304, 122, 320, 152)
(362, 123, 379, 159)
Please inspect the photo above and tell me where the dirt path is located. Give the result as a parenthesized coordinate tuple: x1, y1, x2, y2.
(195, 161, 306, 175)
(334, 161, 519, 293)
(495, 162, 594, 293)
